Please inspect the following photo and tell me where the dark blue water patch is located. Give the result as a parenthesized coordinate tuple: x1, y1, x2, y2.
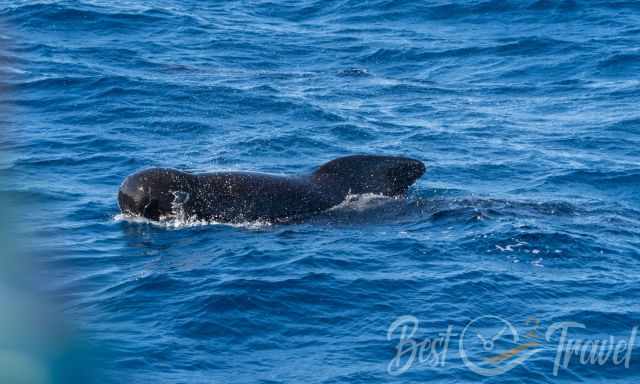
(542, 135, 640, 157)
(231, 134, 341, 157)
(327, 123, 376, 143)
(622, 27, 640, 36)
(357, 38, 579, 66)
(0, 187, 82, 204)
(1, 2, 202, 33)
(527, 0, 576, 11)
(11, 154, 125, 168)
(321, 0, 523, 23)
(543, 169, 640, 192)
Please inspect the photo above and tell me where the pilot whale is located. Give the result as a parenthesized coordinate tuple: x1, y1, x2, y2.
(118, 155, 426, 222)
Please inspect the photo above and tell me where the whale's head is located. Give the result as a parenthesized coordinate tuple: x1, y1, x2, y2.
(118, 168, 193, 221)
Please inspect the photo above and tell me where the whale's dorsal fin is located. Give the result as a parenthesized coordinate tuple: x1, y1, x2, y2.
(312, 155, 425, 196)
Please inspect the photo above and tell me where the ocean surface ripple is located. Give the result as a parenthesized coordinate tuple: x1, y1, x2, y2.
(1, 0, 640, 382)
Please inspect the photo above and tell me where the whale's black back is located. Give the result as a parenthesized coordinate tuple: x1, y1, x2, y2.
(189, 172, 332, 222)
(118, 155, 425, 222)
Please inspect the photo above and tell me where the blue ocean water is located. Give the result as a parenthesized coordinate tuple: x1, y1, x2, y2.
(2, 0, 640, 382)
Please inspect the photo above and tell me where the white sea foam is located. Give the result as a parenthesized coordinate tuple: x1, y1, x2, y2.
(327, 192, 400, 212)
(2, 67, 26, 74)
(113, 213, 273, 230)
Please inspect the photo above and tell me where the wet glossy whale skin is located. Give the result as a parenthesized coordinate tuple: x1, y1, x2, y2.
(118, 156, 426, 221)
